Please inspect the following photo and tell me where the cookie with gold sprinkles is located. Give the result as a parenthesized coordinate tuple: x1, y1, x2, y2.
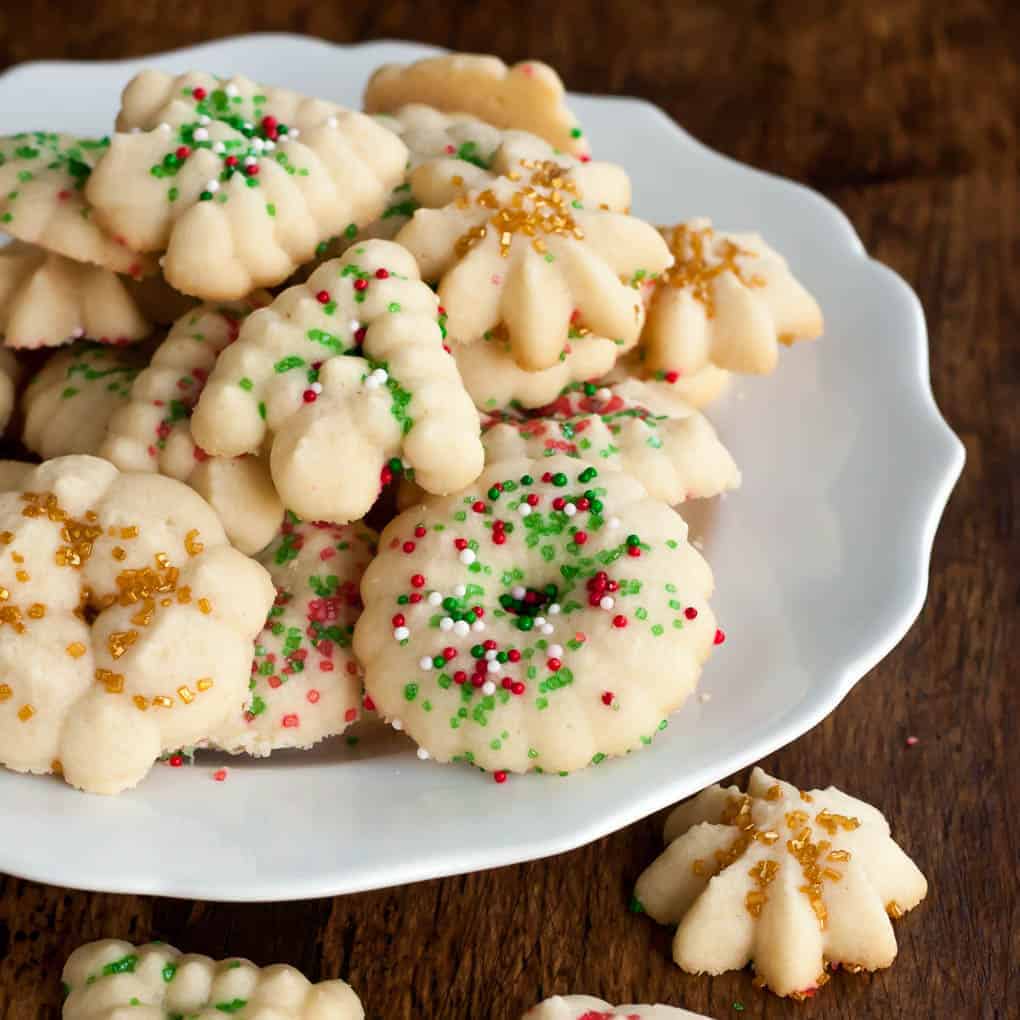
(84, 70, 407, 299)
(354, 454, 717, 777)
(21, 341, 153, 459)
(364, 53, 591, 157)
(639, 219, 823, 378)
(0, 348, 23, 436)
(214, 516, 376, 756)
(62, 938, 364, 1019)
(482, 378, 741, 505)
(100, 293, 283, 555)
(191, 239, 484, 524)
(523, 996, 709, 1019)
(0, 455, 274, 795)
(633, 767, 928, 999)
(395, 159, 669, 372)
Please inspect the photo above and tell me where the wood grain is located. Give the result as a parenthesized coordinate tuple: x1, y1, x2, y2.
(0, 1, 1016, 1017)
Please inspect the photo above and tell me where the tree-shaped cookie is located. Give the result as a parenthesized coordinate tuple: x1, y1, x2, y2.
(84, 70, 407, 300)
(21, 342, 152, 459)
(633, 767, 928, 998)
(354, 455, 718, 775)
(63, 939, 364, 1019)
(214, 517, 377, 756)
(639, 219, 823, 378)
(482, 378, 741, 505)
(523, 996, 708, 1019)
(100, 294, 283, 555)
(191, 239, 484, 524)
(0, 132, 150, 276)
(364, 53, 591, 157)
(0, 455, 274, 795)
(396, 159, 669, 372)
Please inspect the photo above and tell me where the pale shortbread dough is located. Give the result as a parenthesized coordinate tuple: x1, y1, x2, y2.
(523, 996, 709, 1019)
(100, 294, 283, 555)
(0, 133, 151, 275)
(0, 348, 22, 435)
(354, 455, 717, 774)
(191, 239, 484, 524)
(21, 342, 152, 459)
(0, 455, 274, 795)
(633, 767, 928, 999)
(214, 517, 376, 756)
(609, 354, 731, 411)
(482, 378, 741, 505)
(62, 939, 364, 1019)
(640, 219, 823, 377)
(0, 241, 152, 349)
(85, 70, 407, 299)
(364, 53, 591, 157)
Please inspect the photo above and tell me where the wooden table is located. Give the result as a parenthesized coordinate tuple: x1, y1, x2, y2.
(0, 2, 1015, 1017)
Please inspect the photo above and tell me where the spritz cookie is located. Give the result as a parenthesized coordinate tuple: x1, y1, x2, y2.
(396, 160, 669, 372)
(62, 939, 364, 1019)
(354, 455, 718, 776)
(0, 133, 150, 276)
(100, 294, 283, 555)
(214, 517, 377, 756)
(364, 53, 591, 157)
(523, 996, 709, 1019)
(191, 239, 484, 524)
(21, 342, 152, 459)
(0, 348, 22, 435)
(0, 455, 274, 795)
(85, 70, 407, 299)
(632, 767, 928, 999)
(0, 241, 153, 349)
(482, 379, 741, 505)
(640, 219, 823, 378)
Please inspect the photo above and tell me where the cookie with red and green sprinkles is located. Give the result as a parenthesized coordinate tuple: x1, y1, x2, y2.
(481, 378, 741, 505)
(84, 70, 407, 299)
(610, 352, 732, 411)
(214, 516, 377, 756)
(0, 132, 152, 276)
(100, 293, 283, 555)
(354, 455, 719, 776)
(191, 239, 484, 525)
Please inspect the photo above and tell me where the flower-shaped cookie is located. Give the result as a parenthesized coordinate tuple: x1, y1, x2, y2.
(523, 996, 708, 1019)
(0, 455, 274, 795)
(214, 517, 377, 756)
(632, 767, 928, 998)
(396, 160, 669, 372)
(85, 70, 407, 300)
(100, 294, 283, 555)
(0, 133, 150, 275)
(482, 378, 741, 505)
(191, 239, 484, 524)
(21, 342, 152, 459)
(62, 939, 364, 1019)
(364, 53, 591, 157)
(0, 241, 153, 349)
(354, 455, 718, 775)
(0, 348, 22, 435)
(639, 219, 823, 378)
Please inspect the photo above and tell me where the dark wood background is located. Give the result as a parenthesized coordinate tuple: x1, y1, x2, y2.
(0, 2, 1016, 1017)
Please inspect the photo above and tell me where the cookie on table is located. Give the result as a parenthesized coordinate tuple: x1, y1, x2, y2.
(0, 348, 22, 435)
(524, 996, 708, 1019)
(100, 294, 283, 555)
(191, 239, 484, 524)
(633, 767, 928, 999)
(0, 241, 153, 349)
(21, 341, 152, 459)
(84, 70, 407, 300)
(396, 159, 669, 372)
(213, 517, 377, 756)
(354, 455, 718, 776)
(364, 52, 591, 158)
(639, 219, 823, 378)
(0, 455, 274, 795)
(482, 378, 741, 505)
(0, 133, 151, 276)
(62, 939, 364, 1019)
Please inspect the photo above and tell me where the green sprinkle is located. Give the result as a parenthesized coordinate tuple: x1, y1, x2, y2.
(628, 895, 645, 914)
(102, 955, 138, 976)
(215, 1001, 248, 1014)
(344, 223, 357, 239)
(162, 963, 177, 982)
(404, 683, 418, 701)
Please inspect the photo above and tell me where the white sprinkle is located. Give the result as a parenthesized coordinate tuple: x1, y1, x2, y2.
(401, 458, 411, 470)
(251, 137, 265, 152)
(599, 596, 615, 610)
(224, 83, 239, 98)
(310, 382, 323, 395)
(541, 624, 554, 635)
(487, 661, 500, 675)
(372, 368, 389, 384)
(326, 115, 338, 128)
(596, 387, 612, 401)
(547, 603, 561, 615)
(482, 681, 496, 695)
(288, 127, 300, 139)
(548, 644, 563, 657)
(471, 620, 486, 632)
(205, 179, 220, 193)
(427, 591, 443, 606)
(608, 516, 621, 529)
(563, 503, 577, 517)
(416, 747, 431, 760)
(213, 141, 226, 154)
(391, 718, 403, 731)
(533, 617, 546, 628)
(242, 121, 253, 132)
(511, 585, 525, 600)
(263, 139, 275, 151)
(244, 155, 257, 166)
(453, 584, 467, 598)
(198, 114, 211, 125)
(349, 319, 361, 335)
(393, 626, 409, 641)
(418, 656, 433, 671)
(459, 549, 476, 566)
(440, 617, 454, 632)
(519, 504, 532, 517)
(485, 650, 498, 661)
(453, 620, 470, 637)
(158, 122, 171, 132)
(193, 127, 209, 142)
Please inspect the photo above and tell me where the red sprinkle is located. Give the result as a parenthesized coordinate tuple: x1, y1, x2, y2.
(225, 155, 239, 167)
(308, 690, 321, 704)
(483, 639, 498, 651)
(453, 671, 467, 684)
(402, 541, 416, 554)
(192, 87, 207, 100)
(302, 389, 317, 403)
(714, 628, 726, 645)
(443, 646, 457, 661)
(375, 267, 389, 279)
(454, 538, 468, 550)
(472, 500, 486, 513)
(175, 146, 190, 160)
(282, 714, 299, 728)
(664, 370, 680, 384)
(410, 573, 425, 588)
(612, 615, 628, 628)
(316, 289, 331, 304)
(492, 532, 506, 545)
(414, 526, 427, 538)
(343, 707, 356, 721)
(391, 613, 405, 627)
(168, 754, 183, 768)
(906, 735, 919, 747)
(573, 531, 588, 545)
(353, 278, 368, 291)
(684, 607, 699, 620)
(408, 592, 422, 603)
(363, 694, 376, 711)
(494, 771, 508, 784)
(601, 691, 614, 706)
(213, 768, 228, 782)
(354, 327, 367, 344)
(507, 649, 521, 662)
(245, 163, 259, 176)
(547, 658, 562, 672)
(627, 546, 641, 557)
(511, 682, 525, 695)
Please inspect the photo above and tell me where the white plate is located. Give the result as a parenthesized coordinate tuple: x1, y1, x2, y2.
(0, 35, 964, 901)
